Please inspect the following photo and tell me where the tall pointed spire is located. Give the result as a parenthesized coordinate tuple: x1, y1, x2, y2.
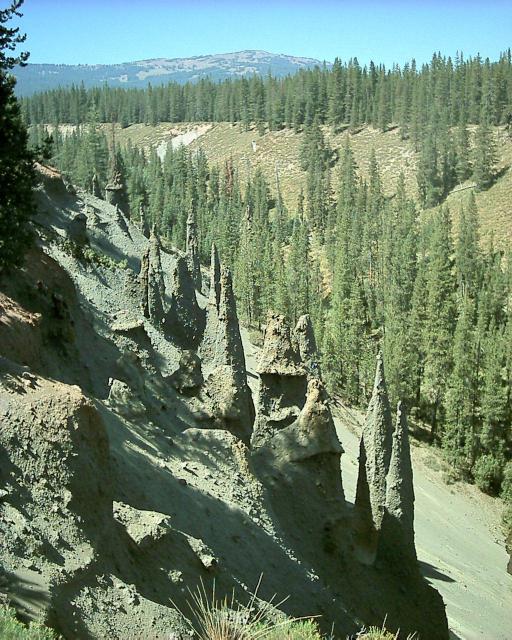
(199, 264, 254, 443)
(186, 209, 201, 291)
(294, 314, 321, 379)
(105, 150, 129, 217)
(140, 202, 150, 239)
(147, 230, 166, 324)
(377, 402, 416, 564)
(355, 353, 393, 539)
(218, 267, 245, 367)
(209, 243, 221, 310)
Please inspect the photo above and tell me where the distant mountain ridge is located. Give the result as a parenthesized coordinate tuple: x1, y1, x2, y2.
(14, 50, 328, 96)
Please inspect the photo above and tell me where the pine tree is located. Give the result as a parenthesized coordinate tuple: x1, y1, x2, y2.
(455, 194, 481, 299)
(327, 58, 344, 126)
(417, 129, 442, 207)
(382, 175, 419, 407)
(444, 295, 479, 474)
(472, 116, 497, 189)
(454, 115, 471, 184)
(0, 0, 35, 272)
(480, 326, 508, 456)
(476, 326, 509, 493)
(422, 206, 456, 439)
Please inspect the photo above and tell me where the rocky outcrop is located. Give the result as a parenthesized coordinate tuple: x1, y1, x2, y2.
(114, 502, 172, 549)
(251, 313, 340, 462)
(267, 377, 343, 467)
(105, 182, 129, 215)
(186, 210, 201, 291)
(0, 292, 43, 370)
(354, 353, 393, 549)
(251, 315, 345, 560)
(294, 314, 321, 379)
(201, 266, 254, 442)
(0, 357, 113, 574)
(35, 163, 68, 197)
(104, 154, 129, 216)
(377, 402, 416, 565)
(251, 313, 307, 449)
(108, 378, 146, 417)
(167, 350, 203, 393)
(91, 173, 102, 198)
(68, 212, 88, 247)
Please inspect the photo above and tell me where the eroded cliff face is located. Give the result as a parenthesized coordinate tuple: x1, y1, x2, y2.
(0, 166, 450, 639)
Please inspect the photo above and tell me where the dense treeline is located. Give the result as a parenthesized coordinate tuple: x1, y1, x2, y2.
(23, 51, 512, 133)
(43, 119, 512, 514)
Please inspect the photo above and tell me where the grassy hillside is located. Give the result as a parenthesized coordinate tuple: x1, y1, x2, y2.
(103, 121, 512, 246)
(440, 126, 512, 247)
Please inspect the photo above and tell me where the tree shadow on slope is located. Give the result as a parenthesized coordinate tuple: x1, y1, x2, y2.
(419, 560, 456, 584)
(0, 568, 52, 625)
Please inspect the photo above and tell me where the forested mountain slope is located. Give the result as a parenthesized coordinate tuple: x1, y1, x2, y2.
(105, 120, 512, 245)
(14, 50, 326, 96)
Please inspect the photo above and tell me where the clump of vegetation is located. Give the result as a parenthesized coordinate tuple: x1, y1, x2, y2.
(355, 622, 417, 639)
(81, 245, 128, 270)
(59, 240, 128, 271)
(501, 461, 512, 535)
(473, 454, 504, 494)
(252, 620, 323, 640)
(179, 579, 323, 640)
(0, 605, 58, 640)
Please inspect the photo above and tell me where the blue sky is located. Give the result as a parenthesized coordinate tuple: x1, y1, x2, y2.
(13, 0, 512, 66)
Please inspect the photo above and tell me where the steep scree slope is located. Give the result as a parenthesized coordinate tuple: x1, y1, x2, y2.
(0, 167, 449, 639)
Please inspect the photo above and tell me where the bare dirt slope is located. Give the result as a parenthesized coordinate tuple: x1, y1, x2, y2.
(333, 406, 512, 640)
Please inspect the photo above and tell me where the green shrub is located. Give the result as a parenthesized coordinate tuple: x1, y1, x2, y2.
(501, 461, 512, 536)
(501, 461, 512, 503)
(80, 245, 128, 270)
(354, 620, 417, 640)
(0, 605, 58, 640)
(253, 619, 322, 639)
(180, 579, 323, 640)
(357, 629, 398, 640)
(473, 454, 503, 494)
